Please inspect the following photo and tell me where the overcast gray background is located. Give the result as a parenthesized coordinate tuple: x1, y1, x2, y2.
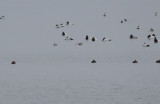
(0, 0, 160, 104)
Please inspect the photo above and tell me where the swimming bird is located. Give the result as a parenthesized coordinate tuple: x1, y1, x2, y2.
(154, 37, 159, 43)
(124, 18, 127, 22)
(91, 59, 96, 63)
(130, 34, 138, 39)
(62, 32, 67, 36)
(56, 24, 59, 28)
(156, 60, 160, 63)
(147, 34, 156, 39)
(103, 13, 106, 17)
(137, 26, 140, 29)
(91, 37, 97, 42)
(143, 43, 150, 47)
(65, 37, 73, 40)
(102, 37, 111, 42)
(92, 37, 95, 42)
(150, 28, 154, 32)
(85, 35, 89, 40)
(147, 34, 152, 39)
(0, 16, 4, 19)
(60, 23, 64, 27)
(147, 35, 151, 39)
(152, 34, 156, 37)
(53, 43, 58, 46)
(132, 60, 138, 63)
(75, 42, 83, 46)
(155, 12, 157, 16)
(66, 21, 74, 25)
(66, 21, 70, 25)
(11, 61, 16, 64)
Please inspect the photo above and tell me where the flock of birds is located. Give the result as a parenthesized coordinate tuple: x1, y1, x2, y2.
(122, 12, 160, 63)
(130, 27, 160, 48)
(1, 11, 160, 64)
(54, 20, 113, 64)
(53, 11, 160, 64)
(55, 21, 112, 44)
(55, 20, 112, 43)
(126, 12, 159, 63)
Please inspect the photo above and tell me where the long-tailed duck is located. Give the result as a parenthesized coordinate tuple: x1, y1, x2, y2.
(102, 37, 111, 42)
(75, 42, 83, 46)
(66, 21, 74, 25)
(56, 24, 59, 28)
(150, 28, 154, 32)
(137, 26, 140, 29)
(143, 43, 150, 47)
(148, 34, 156, 39)
(60, 23, 64, 27)
(130, 34, 138, 39)
(65, 37, 73, 40)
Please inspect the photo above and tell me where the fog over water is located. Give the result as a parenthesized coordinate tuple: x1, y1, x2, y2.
(0, 0, 160, 104)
